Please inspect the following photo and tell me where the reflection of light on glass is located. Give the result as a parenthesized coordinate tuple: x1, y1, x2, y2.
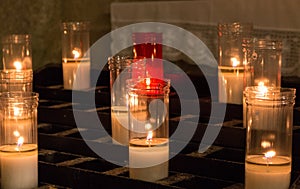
(13, 61, 22, 71)
(146, 78, 151, 86)
(261, 141, 271, 148)
(231, 57, 240, 67)
(13, 130, 20, 137)
(145, 123, 152, 130)
(72, 49, 81, 59)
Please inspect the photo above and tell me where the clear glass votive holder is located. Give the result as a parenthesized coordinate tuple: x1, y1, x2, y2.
(0, 92, 39, 189)
(218, 22, 253, 104)
(2, 34, 32, 71)
(127, 78, 170, 182)
(244, 86, 295, 189)
(108, 56, 133, 145)
(61, 21, 90, 90)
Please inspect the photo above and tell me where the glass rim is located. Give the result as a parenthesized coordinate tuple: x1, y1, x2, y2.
(127, 78, 170, 95)
(218, 22, 253, 34)
(242, 37, 282, 49)
(244, 86, 296, 101)
(0, 92, 39, 100)
(2, 34, 31, 44)
(61, 21, 90, 31)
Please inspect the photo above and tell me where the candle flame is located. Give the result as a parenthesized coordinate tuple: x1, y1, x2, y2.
(15, 136, 24, 151)
(146, 78, 151, 86)
(231, 57, 240, 67)
(258, 81, 268, 95)
(264, 150, 276, 159)
(13, 61, 22, 71)
(13, 107, 20, 117)
(72, 49, 81, 59)
(146, 131, 153, 144)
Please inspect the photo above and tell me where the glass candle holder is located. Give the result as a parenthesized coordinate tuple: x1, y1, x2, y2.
(218, 22, 253, 104)
(0, 92, 39, 189)
(132, 32, 163, 79)
(244, 86, 295, 189)
(2, 34, 33, 93)
(61, 21, 90, 90)
(128, 78, 170, 182)
(2, 34, 32, 71)
(108, 56, 132, 145)
(243, 38, 282, 88)
(242, 38, 282, 128)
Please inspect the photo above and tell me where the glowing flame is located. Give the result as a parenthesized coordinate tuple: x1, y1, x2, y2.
(231, 57, 240, 67)
(258, 81, 268, 95)
(13, 61, 22, 70)
(13, 107, 20, 117)
(264, 150, 276, 159)
(15, 136, 24, 151)
(146, 131, 153, 144)
(72, 49, 81, 59)
(146, 78, 151, 86)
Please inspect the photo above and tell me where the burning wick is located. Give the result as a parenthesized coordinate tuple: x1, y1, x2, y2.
(258, 81, 268, 96)
(264, 150, 276, 167)
(72, 49, 81, 59)
(13, 61, 22, 71)
(231, 57, 240, 67)
(146, 131, 153, 146)
(16, 136, 24, 151)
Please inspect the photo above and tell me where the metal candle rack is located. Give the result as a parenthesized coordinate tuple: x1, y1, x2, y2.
(34, 64, 300, 189)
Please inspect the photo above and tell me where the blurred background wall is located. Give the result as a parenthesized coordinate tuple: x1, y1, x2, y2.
(0, 0, 299, 76)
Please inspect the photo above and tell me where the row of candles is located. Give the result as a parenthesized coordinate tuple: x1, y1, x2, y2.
(218, 22, 295, 189)
(0, 34, 39, 189)
(0, 21, 296, 189)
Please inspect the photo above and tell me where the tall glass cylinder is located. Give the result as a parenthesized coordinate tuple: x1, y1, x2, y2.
(0, 92, 39, 189)
(244, 87, 295, 189)
(2, 34, 32, 92)
(61, 21, 90, 90)
(218, 22, 253, 104)
(128, 78, 170, 182)
(108, 56, 133, 145)
(243, 38, 282, 88)
(132, 32, 163, 79)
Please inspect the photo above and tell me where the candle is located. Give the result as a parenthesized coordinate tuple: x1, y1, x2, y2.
(219, 60, 244, 104)
(129, 135, 169, 182)
(111, 106, 129, 145)
(62, 58, 90, 90)
(132, 32, 163, 79)
(245, 152, 291, 189)
(0, 145, 38, 189)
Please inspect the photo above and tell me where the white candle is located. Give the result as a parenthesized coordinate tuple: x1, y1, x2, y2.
(111, 106, 129, 145)
(0, 144, 38, 189)
(129, 138, 169, 182)
(245, 155, 291, 189)
(62, 59, 90, 90)
(219, 66, 244, 104)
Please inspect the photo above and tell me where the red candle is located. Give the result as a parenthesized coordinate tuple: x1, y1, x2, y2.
(132, 33, 163, 80)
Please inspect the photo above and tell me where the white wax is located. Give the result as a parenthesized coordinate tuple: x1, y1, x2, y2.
(129, 139, 169, 182)
(62, 61, 90, 90)
(219, 69, 244, 104)
(1, 148, 38, 189)
(245, 155, 291, 189)
(111, 106, 129, 146)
